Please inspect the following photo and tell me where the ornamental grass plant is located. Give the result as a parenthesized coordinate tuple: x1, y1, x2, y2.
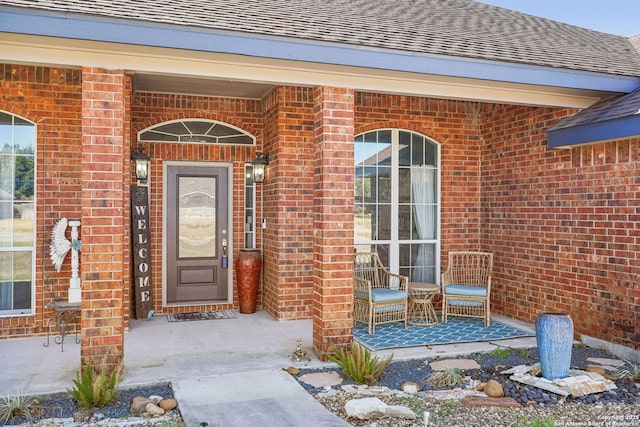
(327, 341, 393, 384)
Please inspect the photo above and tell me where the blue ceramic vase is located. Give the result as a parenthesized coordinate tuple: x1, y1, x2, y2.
(536, 312, 573, 380)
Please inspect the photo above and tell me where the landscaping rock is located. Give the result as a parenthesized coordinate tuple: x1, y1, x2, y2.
(159, 397, 178, 411)
(430, 359, 480, 371)
(400, 381, 421, 394)
(461, 395, 520, 407)
(586, 365, 607, 376)
(345, 397, 387, 419)
(298, 371, 343, 388)
(484, 379, 504, 397)
(130, 396, 156, 414)
(145, 402, 165, 416)
(344, 397, 415, 420)
(586, 357, 626, 368)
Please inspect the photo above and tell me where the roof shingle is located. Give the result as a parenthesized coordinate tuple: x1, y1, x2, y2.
(2, 0, 640, 77)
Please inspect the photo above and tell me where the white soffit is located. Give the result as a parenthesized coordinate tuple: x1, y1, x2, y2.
(0, 33, 615, 108)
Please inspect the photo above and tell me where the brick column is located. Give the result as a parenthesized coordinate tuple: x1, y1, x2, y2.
(80, 67, 126, 372)
(312, 87, 355, 359)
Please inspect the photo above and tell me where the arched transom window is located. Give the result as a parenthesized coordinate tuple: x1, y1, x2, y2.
(138, 119, 255, 145)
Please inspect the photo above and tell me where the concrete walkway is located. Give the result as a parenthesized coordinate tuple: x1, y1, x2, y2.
(0, 311, 536, 425)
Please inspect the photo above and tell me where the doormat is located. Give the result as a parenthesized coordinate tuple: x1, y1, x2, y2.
(354, 317, 534, 350)
(167, 310, 237, 322)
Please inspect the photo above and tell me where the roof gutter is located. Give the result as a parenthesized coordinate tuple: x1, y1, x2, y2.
(1, 7, 639, 94)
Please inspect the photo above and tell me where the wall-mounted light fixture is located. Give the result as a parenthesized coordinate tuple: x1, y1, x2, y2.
(131, 147, 151, 184)
(252, 152, 269, 183)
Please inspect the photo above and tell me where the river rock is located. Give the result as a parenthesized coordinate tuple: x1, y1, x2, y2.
(400, 381, 421, 394)
(159, 397, 178, 411)
(484, 379, 504, 397)
(145, 402, 165, 416)
(130, 396, 156, 414)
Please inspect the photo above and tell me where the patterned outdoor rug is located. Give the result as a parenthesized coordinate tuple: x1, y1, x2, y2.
(354, 317, 534, 350)
(166, 310, 237, 322)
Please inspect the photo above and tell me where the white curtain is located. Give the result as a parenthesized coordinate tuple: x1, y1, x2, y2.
(0, 282, 11, 310)
(411, 167, 436, 282)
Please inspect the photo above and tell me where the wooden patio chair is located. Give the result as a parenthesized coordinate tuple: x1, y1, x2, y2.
(441, 251, 493, 326)
(353, 252, 409, 334)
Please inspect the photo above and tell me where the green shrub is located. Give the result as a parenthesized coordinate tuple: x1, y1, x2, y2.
(0, 390, 37, 423)
(327, 341, 393, 384)
(68, 362, 120, 409)
(426, 366, 466, 387)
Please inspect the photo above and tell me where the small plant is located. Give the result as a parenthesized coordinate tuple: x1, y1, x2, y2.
(327, 341, 393, 384)
(426, 366, 466, 388)
(68, 362, 121, 409)
(0, 389, 38, 423)
(488, 347, 513, 358)
(433, 400, 459, 419)
(614, 363, 640, 382)
(514, 415, 556, 427)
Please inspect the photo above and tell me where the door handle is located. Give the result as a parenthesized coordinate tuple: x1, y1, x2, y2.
(221, 238, 228, 268)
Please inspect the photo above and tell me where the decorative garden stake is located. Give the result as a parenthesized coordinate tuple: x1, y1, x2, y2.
(49, 218, 82, 303)
(536, 312, 573, 380)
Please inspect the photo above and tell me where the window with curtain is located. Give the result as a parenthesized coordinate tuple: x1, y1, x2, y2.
(354, 129, 439, 283)
(0, 111, 35, 315)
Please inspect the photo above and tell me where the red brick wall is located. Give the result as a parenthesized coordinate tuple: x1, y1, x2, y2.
(0, 64, 83, 338)
(481, 104, 640, 351)
(3, 69, 638, 356)
(130, 92, 263, 314)
(261, 87, 316, 320)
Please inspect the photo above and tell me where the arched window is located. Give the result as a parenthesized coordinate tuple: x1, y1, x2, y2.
(354, 129, 440, 283)
(138, 119, 255, 145)
(0, 111, 35, 315)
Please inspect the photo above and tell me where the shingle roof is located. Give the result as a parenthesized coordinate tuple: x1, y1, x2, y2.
(2, 0, 640, 77)
(549, 87, 640, 131)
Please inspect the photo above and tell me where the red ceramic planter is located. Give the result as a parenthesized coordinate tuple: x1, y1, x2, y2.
(235, 248, 262, 313)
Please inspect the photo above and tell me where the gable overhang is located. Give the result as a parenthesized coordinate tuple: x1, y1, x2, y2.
(2, 7, 640, 108)
(547, 115, 640, 148)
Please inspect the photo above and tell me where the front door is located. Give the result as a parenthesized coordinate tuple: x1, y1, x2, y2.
(165, 163, 231, 304)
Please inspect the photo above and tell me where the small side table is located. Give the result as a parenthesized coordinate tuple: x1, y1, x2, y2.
(43, 300, 81, 352)
(408, 282, 439, 326)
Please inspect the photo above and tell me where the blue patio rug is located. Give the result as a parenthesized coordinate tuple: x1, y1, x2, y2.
(354, 317, 534, 350)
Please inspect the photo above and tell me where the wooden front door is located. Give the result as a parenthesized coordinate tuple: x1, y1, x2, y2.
(165, 163, 231, 304)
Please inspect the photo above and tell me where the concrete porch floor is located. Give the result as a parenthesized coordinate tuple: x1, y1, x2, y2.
(0, 310, 537, 397)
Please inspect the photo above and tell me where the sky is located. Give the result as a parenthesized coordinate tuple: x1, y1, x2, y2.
(479, 1, 640, 37)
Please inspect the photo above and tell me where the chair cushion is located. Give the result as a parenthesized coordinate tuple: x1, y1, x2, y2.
(374, 304, 405, 313)
(444, 285, 487, 297)
(448, 299, 484, 307)
(371, 288, 407, 302)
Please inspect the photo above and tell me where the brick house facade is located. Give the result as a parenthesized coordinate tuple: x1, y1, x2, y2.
(1, 1, 639, 371)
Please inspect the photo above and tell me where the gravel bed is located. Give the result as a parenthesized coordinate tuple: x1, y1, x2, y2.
(4, 383, 182, 426)
(296, 345, 640, 426)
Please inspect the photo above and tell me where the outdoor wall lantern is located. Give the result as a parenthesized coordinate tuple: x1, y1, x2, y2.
(131, 147, 151, 184)
(252, 152, 269, 183)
